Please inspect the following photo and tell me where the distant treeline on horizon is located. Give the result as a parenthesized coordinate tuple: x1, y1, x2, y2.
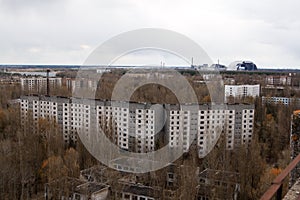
(0, 65, 80, 69)
(0, 64, 300, 73)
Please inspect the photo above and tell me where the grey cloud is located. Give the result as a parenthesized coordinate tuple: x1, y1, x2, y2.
(0, 0, 300, 68)
(0, 0, 62, 11)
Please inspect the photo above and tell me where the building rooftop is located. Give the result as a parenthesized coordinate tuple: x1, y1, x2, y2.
(115, 181, 161, 198)
(45, 177, 109, 199)
(19, 95, 255, 108)
(74, 182, 107, 195)
(80, 165, 108, 183)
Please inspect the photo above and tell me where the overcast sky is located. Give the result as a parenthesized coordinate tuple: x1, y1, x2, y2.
(0, 0, 300, 68)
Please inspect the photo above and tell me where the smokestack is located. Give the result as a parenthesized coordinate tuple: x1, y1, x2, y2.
(46, 69, 50, 96)
(191, 57, 194, 68)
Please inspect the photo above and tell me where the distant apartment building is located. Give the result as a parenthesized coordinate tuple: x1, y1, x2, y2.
(64, 78, 98, 93)
(0, 76, 20, 85)
(20, 96, 255, 159)
(262, 96, 300, 106)
(64, 78, 76, 92)
(266, 75, 292, 86)
(262, 96, 291, 105)
(20, 77, 62, 93)
(224, 84, 260, 103)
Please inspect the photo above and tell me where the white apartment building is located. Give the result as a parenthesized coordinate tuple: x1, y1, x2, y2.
(33, 99, 58, 133)
(20, 96, 59, 134)
(266, 75, 292, 86)
(167, 104, 198, 153)
(65, 78, 76, 93)
(241, 108, 254, 143)
(20, 77, 62, 93)
(134, 104, 165, 153)
(113, 105, 130, 150)
(197, 105, 254, 158)
(262, 96, 300, 106)
(168, 109, 190, 152)
(198, 107, 235, 157)
(224, 84, 260, 102)
(96, 102, 130, 151)
(65, 102, 91, 143)
(135, 108, 156, 153)
(20, 96, 255, 159)
(20, 96, 93, 144)
(20, 98, 29, 131)
(96, 105, 116, 144)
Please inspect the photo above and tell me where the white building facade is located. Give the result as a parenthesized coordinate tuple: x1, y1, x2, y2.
(197, 104, 254, 157)
(166, 104, 198, 153)
(20, 77, 62, 93)
(135, 108, 156, 153)
(262, 96, 300, 106)
(224, 84, 260, 102)
(20, 96, 255, 158)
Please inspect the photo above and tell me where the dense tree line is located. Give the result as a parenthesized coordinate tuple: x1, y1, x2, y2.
(0, 84, 98, 199)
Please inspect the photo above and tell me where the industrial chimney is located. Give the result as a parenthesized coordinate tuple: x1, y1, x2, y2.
(46, 69, 50, 96)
